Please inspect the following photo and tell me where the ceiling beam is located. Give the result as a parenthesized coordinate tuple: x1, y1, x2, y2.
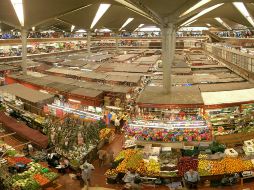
(0, 20, 21, 30)
(113, 0, 161, 25)
(33, 4, 92, 27)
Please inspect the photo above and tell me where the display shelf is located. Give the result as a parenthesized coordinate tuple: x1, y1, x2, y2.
(125, 119, 211, 142)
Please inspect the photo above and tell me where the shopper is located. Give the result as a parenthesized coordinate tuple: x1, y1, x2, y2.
(184, 168, 200, 189)
(97, 149, 107, 167)
(80, 162, 95, 190)
(114, 117, 120, 134)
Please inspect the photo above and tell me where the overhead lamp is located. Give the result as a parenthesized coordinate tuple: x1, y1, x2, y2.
(233, 2, 254, 27)
(71, 25, 75, 32)
(181, 3, 224, 26)
(90, 4, 111, 29)
(119, 18, 134, 31)
(133, 23, 144, 32)
(10, 0, 24, 26)
(32, 26, 35, 31)
(180, 0, 211, 17)
(185, 19, 197, 26)
(214, 17, 232, 30)
(206, 23, 211, 27)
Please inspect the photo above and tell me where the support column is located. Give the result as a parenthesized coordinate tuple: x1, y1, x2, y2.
(161, 24, 176, 93)
(87, 30, 91, 57)
(21, 28, 27, 75)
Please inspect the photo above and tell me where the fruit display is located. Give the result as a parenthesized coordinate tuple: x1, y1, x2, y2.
(145, 159, 160, 176)
(43, 172, 59, 181)
(11, 162, 58, 190)
(7, 157, 32, 165)
(243, 160, 253, 171)
(100, 128, 113, 139)
(126, 153, 143, 171)
(198, 157, 212, 176)
(210, 160, 225, 175)
(115, 149, 138, 162)
(33, 174, 50, 186)
(177, 157, 198, 176)
(105, 169, 118, 177)
(13, 178, 40, 190)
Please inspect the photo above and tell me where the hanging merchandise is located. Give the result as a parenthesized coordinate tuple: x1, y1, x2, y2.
(45, 115, 108, 162)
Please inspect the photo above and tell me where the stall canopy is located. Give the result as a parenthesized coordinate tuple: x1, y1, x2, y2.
(137, 86, 204, 106)
(201, 88, 254, 105)
(0, 83, 54, 103)
(0, 111, 48, 148)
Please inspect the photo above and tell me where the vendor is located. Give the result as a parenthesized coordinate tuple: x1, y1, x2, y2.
(47, 153, 60, 167)
(184, 169, 200, 189)
(123, 170, 139, 184)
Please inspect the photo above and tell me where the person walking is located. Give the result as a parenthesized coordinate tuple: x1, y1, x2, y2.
(97, 149, 107, 167)
(114, 117, 120, 134)
(80, 162, 95, 190)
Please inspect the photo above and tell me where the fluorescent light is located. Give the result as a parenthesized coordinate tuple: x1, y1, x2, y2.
(181, 3, 224, 26)
(180, 0, 211, 17)
(76, 29, 86, 33)
(71, 25, 75, 32)
(32, 26, 35, 31)
(68, 99, 81, 103)
(215, 17, 232, 30)
(133, 24, 144, 32)
(10, 0, 24, 26)
(119, 18, 134, 31)
(206, 23, 211, 27)
(233, 2, 254, 27)
(185, 19, 197, 26)
(90, 4, 111, 29)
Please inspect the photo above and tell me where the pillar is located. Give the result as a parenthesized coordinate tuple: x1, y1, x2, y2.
(161, 24, 176, 93)
(87, 30, 91, 57)
(21, 28, 27, 75)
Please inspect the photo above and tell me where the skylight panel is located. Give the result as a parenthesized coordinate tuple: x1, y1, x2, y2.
(90, 4, 111, 29)
(180, 0, 211, 17)
(119, 18, 134, 31)
(10, 0, 24, 26)
(233, 2, 254, 27)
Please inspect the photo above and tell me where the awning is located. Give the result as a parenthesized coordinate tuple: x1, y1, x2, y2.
(201, 88, 254, 105)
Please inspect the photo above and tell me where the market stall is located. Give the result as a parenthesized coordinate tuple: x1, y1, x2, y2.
(0, 111, 48, 148)
(0, 83, 54, 115)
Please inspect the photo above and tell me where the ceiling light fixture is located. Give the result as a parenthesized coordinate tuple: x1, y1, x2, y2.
(119, 18, 134, 31)
(181, 3, 224, 26)
(10, 0, 24, 26)
(233, 2, 254, 27)
(215, 17, 232, 30)
(32, 26, 35, 31)
(71, 25, 75, 32)
(206, 23, 211, 27)
(180, 0, 211, 17)
(133, 24, 144, 32)
(90, 4, 111, 29)
(185, 19, 197, 26)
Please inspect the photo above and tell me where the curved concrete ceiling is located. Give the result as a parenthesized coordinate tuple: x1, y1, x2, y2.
(0, 0, 253, 31)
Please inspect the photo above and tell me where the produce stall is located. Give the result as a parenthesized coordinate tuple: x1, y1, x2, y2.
(106, 139, 254, 187)
(0, 139, 58, 190)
